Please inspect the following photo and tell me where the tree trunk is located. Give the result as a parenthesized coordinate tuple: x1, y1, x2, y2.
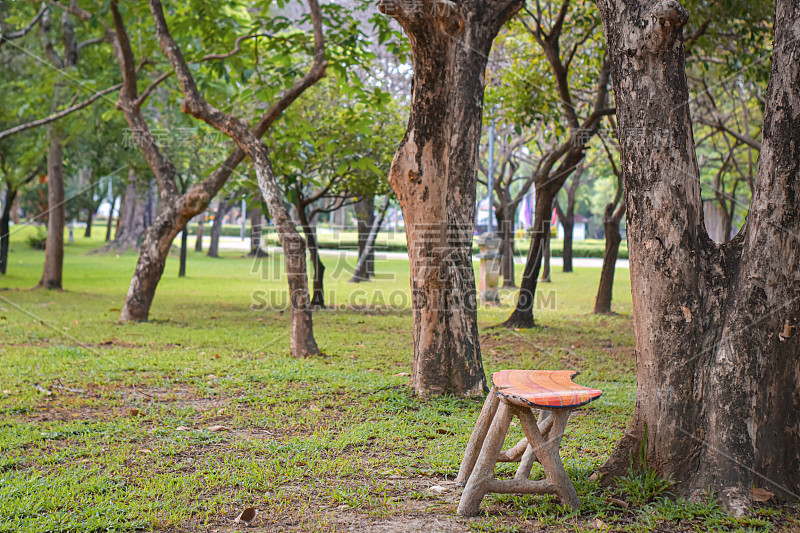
(380, 0, 523, 396)
(119, 203, 186, 321)
(208, 198, 230, 258)
(354, 195, 375, 278)
(298, 206, 325, 308)
(178, 224, 187, 277)
(561, 217, 574, 273)
(0, 185, 17, 275)
(541, 224, 551, 282)
(503, 192, 553, 327)
(351, 197, 390, 283)
(496, 203, 516, 287)
(248, 207, 267, 257)
(593, 203, 624, 314)
(98, 170, 152, 253)
(194, 215, 204, 252)
(105, 195, 117, 242)
(37, 127, 65, 289)
(84, 208, 93, 238)
(596, 0, 800, 515)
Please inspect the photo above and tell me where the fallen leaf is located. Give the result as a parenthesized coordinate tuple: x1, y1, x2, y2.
(309, 405, 322, 412)
(336, 504, 349, 511)
(234, 507, 257, 525)
(209, 425, 229, 432)
(588, 472, 599, 482)
(393, 372, 410, 377)
(176, 426, 191, 431)
(594, 518, 606, 529)
(751, 487, 773, 502)
(427, 485, 447, 494)
(609, 497, 628, 508)
(139, 448, 152, 454)
(128, 408, 141, 417)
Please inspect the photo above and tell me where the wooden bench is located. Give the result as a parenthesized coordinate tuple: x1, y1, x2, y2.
(456, 370, 602, 516)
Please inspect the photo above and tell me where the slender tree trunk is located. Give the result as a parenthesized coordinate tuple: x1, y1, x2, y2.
(105, 195, 117, 242)
(178, 224, 188, 277)
(354, 196, 375, 278)
(382, 0, 523, 396)
(194, 215, 204, 252)
(561, 218, 574, 273)
(37, 127, 65, 289)
(503, 192, 552, 327)
(351, 197, 390, 283)
(593, 203, 624, 314)
(98, 170, 151, 253)
(0, 186, 17, 275)
(207, 198, 230, 258)
(496, 204, 516, 287)
(84, 208, 93, 238)
(541, 225, 551, 282)
(298, 206, 325, 308)
(597, 0, 800, 515)
(248, 208, 267, 257)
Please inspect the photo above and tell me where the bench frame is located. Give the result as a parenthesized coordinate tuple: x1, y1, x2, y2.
(456, 386, 581, 516)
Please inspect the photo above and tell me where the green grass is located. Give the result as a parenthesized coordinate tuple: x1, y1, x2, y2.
(0, 227, 792, 532)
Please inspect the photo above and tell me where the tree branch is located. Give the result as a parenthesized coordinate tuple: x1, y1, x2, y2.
(0, 83, 122, 142)
(0, 2, 47, 46)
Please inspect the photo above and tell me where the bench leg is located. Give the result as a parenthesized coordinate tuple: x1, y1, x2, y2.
(456, 387, 499, 485)
(516, 407, 580, 510)
(457, 401, 512, 517)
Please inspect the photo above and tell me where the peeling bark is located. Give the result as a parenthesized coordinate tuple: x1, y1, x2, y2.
(596, 0, 800, 514)
(37, 127, 65, 289)
(381, 0, 523, 396)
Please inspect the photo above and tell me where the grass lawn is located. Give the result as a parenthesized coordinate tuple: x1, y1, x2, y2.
(0, 228, 793, 532)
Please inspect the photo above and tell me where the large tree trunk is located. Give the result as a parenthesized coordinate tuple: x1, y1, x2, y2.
(381, 0, 522, 396)
(0, 185, 16, 275)
(194, 214, 204, 252)
(596, 0, 800, 515)
(496, 203, 516, 287)
(298, 206, 325, 308)
(593, 202, 624, 314)
(207, 198, 230, 258)
(354, 196, 375, 278)
(37, 127, 65, 289)
(351, 197, 390, 283)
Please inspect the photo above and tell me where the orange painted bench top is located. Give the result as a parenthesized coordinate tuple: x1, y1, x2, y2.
(492, 370, 602, 409)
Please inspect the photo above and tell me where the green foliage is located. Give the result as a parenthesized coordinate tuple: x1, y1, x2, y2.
(24, 226, 46, 250)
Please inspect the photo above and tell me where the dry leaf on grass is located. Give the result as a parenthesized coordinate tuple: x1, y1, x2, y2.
(209, 425, 229, 432)
(234, 507, 256, 526)
(176, 426, 191, 431)
(751, 487, 773, 502)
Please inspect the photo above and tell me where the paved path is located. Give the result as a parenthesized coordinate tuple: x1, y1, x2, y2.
(208, 236, 629, 269)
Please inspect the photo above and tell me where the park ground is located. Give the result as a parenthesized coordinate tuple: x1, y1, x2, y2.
(0, 228, 796, 532)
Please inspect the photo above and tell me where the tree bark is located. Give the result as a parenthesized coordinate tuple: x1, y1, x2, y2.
(380, 0, 523, 396)
(37, 127, 65, 289)
(143, 0, 323, 356)
(351, 197, 390, 283)
(248, 207, 268, 257)
(104, 195, 116, 242)
(207, 198, 230, 258)
(178, 223, 188, 277)
(596, 0, 800, 515)
(354, 195, 375, 278)
(84, 208, 93, 238)
(496, 203, 516, 287)
(541, 221, 551, 282)
(0, 185, 17, 275)
(297, 205, 325, 307)
(194, 214, 204, 252)
(593, 202, 624, 314)
(98, 169, 152, 253)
